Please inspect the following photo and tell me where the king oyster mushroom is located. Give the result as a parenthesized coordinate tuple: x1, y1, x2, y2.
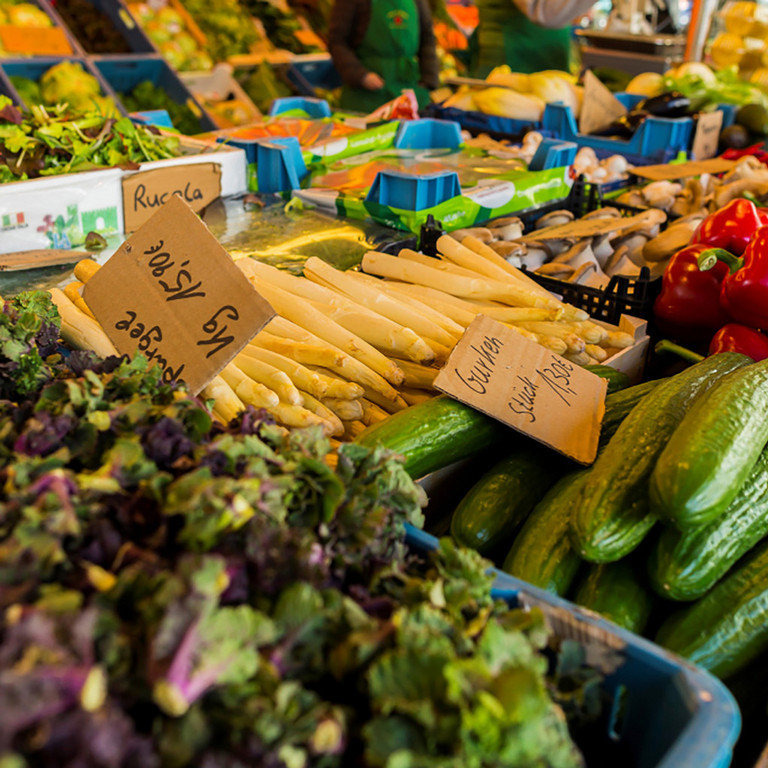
(450, 227, 494, 243)
(715, 178, 768, 209)
(611, 230, 653, 265)
(641, 180, 683, 210)
(642, 214, 705, 263)
(536, 209, 575, 229)
(582, 207, 622, 220)
(536, 262, 575, 278)
(615, 189, 647, 208)
(489, 240, 526, 267)
(515, 240, 550, 270)
(489, 216, 524, 241)
(591, 232, 617, 269)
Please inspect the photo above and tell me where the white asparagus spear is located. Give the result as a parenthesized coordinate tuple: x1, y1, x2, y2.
(201, 375, 246, 423)
(321, 397, 364, 422)
(233, 353, 303, 406)
(253, 280, 405, 387)
(241, 346, 331, 399)
(297, 391, 344, 436)
(49, 288, 118, 359)
(361, 251, 562, 310)
(218, 363, 280, 409)
(242, 258, 437, 362)
(249, 331, 346, 369)
(304, 257, 461, 346)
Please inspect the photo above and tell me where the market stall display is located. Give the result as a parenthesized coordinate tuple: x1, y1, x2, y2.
(10, 2, 768, 764)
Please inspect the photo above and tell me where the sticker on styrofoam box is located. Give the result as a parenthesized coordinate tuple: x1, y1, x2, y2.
(0, 169, 123, 256)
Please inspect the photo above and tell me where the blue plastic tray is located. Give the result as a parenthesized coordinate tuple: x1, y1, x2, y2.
(285, 55, 342, 98)
(405, 524, 741, 768)
(92, 55, 216, 132)
(46, 0, 156, 54)
(0, 56, 125, 114)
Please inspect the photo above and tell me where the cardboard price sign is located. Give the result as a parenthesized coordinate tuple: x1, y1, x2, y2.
(630, 157, 735, 181)
(83, 195, 274, 395)
(122, 162, 222, 233)
(579, 70, 627, 136)
(434, 315, 607, 464)
(691, 110, 724, 161)
(0, 25, 73, 55)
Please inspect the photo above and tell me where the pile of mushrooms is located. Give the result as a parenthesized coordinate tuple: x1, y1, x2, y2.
(450, 204, 700, 289)
(615, 156, 768, 216)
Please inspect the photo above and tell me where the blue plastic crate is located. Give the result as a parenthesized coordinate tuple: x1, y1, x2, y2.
(46, 0, 156, 54)
(423, 102, 542, 140)
(405, 523, 741, 768)
(394, 118, 463, 150)
(268, 96, 332, 119)
(0, 56, 125, 114)
(542, 102, 694, 165)
(92, 55, 216, 132)
(285, 55, 342, 97)
(366, 169, 461, 210)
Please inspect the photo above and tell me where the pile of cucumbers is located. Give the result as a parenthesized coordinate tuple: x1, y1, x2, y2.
(359, 354, 768, 680)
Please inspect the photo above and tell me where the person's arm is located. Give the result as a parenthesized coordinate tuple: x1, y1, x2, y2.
(512, 0, 596, 28)
(415, 0, 440, 89)
(328, 0, 368, 87)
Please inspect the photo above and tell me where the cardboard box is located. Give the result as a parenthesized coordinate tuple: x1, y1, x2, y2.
(601, 314, 650, 384)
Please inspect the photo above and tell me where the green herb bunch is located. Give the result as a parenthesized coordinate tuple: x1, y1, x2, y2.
(0, 95, 181, 182)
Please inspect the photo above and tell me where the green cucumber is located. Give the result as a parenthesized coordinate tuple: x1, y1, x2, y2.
(502, 470, 587, 596)
(584, 364, 630, 394)
(450, 449, 554, 557)
(656, 537, 768, 679)
(599, 378, 666, 449)
(355, 361, 636, 480)
(572, 560, 654, 634)
(650, 358, 768, 529)
(649, 447, 768, 601)
(354, 395, 511, 479)
(571, 353, 752, 564)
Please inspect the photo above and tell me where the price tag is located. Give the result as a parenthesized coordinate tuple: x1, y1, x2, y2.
(0, 25, 73, 55)
(691, 110, 724, 161)
(121, 162, 222, 233)
(83, 196, 274, 395)
(630, 157, 735, 181)
(434, 315, 606, 464)
(579, 70, 627, 136)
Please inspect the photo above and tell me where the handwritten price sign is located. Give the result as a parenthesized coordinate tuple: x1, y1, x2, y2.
(84, 196, 274, 394)
(434, 315, 607, 464)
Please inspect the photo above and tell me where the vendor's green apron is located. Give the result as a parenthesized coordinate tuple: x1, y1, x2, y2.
(340, 0, 430, 112)
(474, 2, 571, 77)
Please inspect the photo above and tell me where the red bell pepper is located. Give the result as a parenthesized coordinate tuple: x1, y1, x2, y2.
(691, 198, 767, 256)
(699, 226, 768, 329)
(654, 243, 732, 344)
(708, 323, 768, 361)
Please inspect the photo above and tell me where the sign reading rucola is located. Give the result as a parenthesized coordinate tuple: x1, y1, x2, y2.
(434, 314, 607, 464)
(83, 195, 274, 395)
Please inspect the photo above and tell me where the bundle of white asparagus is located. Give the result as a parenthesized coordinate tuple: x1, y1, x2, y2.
(49, 235, 634, 437)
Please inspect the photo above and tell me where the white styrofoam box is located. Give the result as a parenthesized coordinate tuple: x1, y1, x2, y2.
(0, 169, 124, 255)
(126, 139, 247, 198)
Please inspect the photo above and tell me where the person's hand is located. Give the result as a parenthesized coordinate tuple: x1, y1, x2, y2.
(362, 72, 384, 90)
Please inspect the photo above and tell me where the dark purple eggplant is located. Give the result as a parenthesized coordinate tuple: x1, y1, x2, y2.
(589, 110, 649, 138)
(637, 91, 691, 118)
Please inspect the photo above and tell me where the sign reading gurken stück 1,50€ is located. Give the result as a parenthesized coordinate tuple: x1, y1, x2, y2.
(434, 314, 607, 464)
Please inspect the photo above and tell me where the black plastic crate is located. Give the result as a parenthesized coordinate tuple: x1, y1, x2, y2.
(416, 178, 661, 325)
